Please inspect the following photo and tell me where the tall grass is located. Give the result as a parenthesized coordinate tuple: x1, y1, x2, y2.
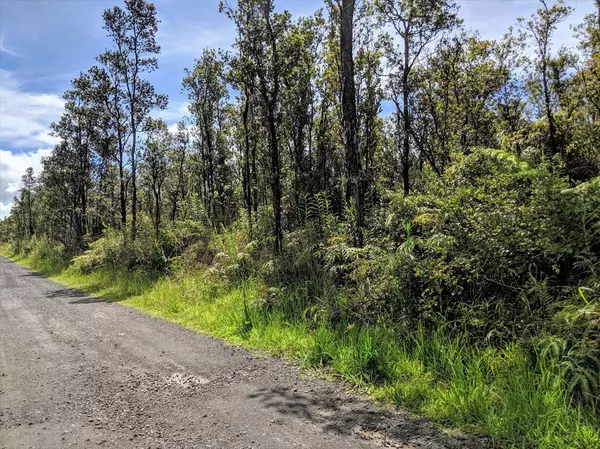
(1, 245, 598, 449)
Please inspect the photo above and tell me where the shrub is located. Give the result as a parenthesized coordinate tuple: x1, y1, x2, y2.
(327, 150, 600, 339)
(162, 220, 216, 272)
(71, 218, 166, 274)
(26, 235, 67, 274)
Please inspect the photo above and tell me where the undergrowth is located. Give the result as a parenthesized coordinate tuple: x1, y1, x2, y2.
(2, 244, 598, 449)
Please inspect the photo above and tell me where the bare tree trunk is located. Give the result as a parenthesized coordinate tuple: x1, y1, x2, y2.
(262, 4, 283, 253)
(153, 184, 161, 236)
(541, 52, 558, 159)
(27, 192, 34, 238)
(268, 110, 283, 252)
(340, 0, 363, 246)
(131, 136, 137, 241)
(252, 140, 259, 215)
(242, 93, 253, 238)
(402, 35, 411, 196)
(119, 151, 127, 233)
(315, 97, 329, 193)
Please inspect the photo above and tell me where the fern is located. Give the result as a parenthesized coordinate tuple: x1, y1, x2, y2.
(481, 148, 530, 171)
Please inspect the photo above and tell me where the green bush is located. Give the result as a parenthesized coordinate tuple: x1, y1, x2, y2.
(162, 220, 216, 272)
(5, 146, 599, 447)
(541, 286, 600, 410)
(26, 235, 67, 274)
(71, 218, 166, 273)
(329, 150, 600, 339)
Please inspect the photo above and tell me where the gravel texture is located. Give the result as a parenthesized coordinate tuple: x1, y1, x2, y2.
(0, 256, 486, 448)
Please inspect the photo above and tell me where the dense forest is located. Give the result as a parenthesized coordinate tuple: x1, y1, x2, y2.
(1, 0, 599, 447)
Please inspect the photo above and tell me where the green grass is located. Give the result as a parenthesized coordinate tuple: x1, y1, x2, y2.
(2, 244, 598, 449)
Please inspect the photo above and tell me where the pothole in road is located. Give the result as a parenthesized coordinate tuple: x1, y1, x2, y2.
(166, 373, 210, 390)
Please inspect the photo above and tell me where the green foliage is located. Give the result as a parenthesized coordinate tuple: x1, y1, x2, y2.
(322, 150, 600, 340)
(71, 218, 166, 274)
(71, 230, 126, 274)
(541, 286, 600, 410)
(161, 220, 216, 271)
(4, 242, 600, 449)
(2, 1, 600, 447)
(5, 145, 599, 447)
(23, 235, 67, 274)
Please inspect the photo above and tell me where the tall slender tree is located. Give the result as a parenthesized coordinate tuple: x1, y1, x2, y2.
(98, 0, 168, 240)
(376, 0, 460, 194)
(281, 13, 324, 212)
(168, 122, 190, 222)
(20, 168, 37, 239)
(183, 49, 230, 223)
(221, 0, 291, 252)
(339, 0, 364, 246)
(519, 0, 572, 159)
(141, 119, 170, 236)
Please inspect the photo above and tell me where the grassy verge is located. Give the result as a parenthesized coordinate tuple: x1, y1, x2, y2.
(2, 245, 598, 449)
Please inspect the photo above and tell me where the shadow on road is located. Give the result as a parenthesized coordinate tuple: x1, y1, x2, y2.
(247, 386, 485, 448)
(45, 287, 105, 304)
(69, 296, 105, 304)
(20, 271, 45, 278)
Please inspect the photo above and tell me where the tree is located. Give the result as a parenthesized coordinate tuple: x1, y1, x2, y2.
(20, 168, 37, 239)
(339, 0, 364, 246)
(494, 30, 528, 156)
(240, 87, 255, 237)
(221, 0, 291, 252)
(141, 119, 170, 235)
(183, 49, 230, 223)
(313, 0, 344, 208)
(85, 65, 130, 232)
(168, 122, 190, 222)
(413, 33, 513, 165)
(518, 0, 572, 159)
(355, 5, 383, 203)
(575, 2, 600, 119)
(375, 0, 460, 194)
(98, 0, 168, 240)
(281, 13, 323, 213)
(567, 4, 600, 179)
(49, 72, 103, 249)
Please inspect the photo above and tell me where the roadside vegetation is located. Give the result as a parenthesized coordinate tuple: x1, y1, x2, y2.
(3, 153, 599, 448)
(1, 0, 600, 447)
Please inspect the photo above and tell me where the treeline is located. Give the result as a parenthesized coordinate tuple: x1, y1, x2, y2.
(2, 0, 597, 252)
(4, 0, 600, 351)
(3, 0, 600, 325)
(2, 0, 600, 444)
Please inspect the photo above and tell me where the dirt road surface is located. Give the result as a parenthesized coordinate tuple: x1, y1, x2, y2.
(0, 257, 484, 448)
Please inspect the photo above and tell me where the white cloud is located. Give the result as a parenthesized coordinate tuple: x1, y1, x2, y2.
(0, 148, 52, 219)
(0, 33, 20, 57)
(0, 202, 13, 220)
(0, 69, 63, 149)
(0, 69, 63, 218)
(159, 24, 234, 60)
(151, 100, 190, 123)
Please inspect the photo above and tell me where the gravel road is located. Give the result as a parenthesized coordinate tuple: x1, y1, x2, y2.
(0, 256, 485, 449)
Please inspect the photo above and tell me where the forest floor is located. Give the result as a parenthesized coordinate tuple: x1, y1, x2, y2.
(0, 256, 485, 449)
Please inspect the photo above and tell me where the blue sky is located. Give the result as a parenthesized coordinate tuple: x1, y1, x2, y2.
(0, 0, 594, 218)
